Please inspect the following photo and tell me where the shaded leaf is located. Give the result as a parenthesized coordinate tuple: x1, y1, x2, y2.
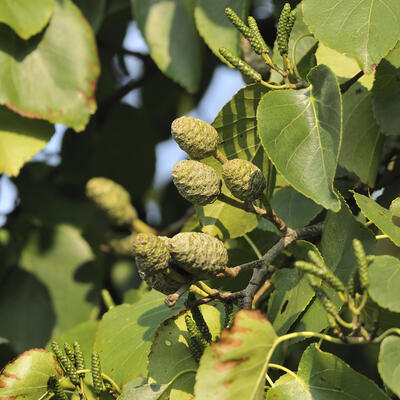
(378, 336, 400, 397)
(20, 224, 101, 335)
(302, 0, 400, 73)
(0, 0, 100, 131)
(94, 291, 183, 387)
(149, 305, 221, 399)
(354, 192, 400, 246)
(0, 349, 62, 400)
(373, 42, 400, 136)
(368, 255, 400, 312)
(74, 0, 106, 32)
(0, 0, 54, 39)
(266, 344, 390, 399)
(195, 310, 277, 400)
(270, 187, 322, 229)
(293, 196, 375, 335)
(0, 107, 54, 176)
(194, 0, 246, 64)
(258, 65, 342, 211)
(0, 268, 55, 354)
(131, 0, 203, 93)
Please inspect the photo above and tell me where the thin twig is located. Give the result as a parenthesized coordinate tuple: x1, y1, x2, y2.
(340, 71, 364, 94)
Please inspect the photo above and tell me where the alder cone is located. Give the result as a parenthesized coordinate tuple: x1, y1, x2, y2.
(172, 160, 220, 205)
(85, 177, 137, 227)
(168, 232, 228, 279)
(222, 158, 266, 201)
(133, 233, 171, 276)
(171, 116, 218, 159)
(140, 271, 182, 295)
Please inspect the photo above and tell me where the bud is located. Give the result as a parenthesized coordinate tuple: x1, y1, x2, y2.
(171, 116, 218, 159)
(86, 177, 137, 227)
(168, 232, 228, 279)
(172, 160, 220, 205)
(133, 233, 171, 276)
(222, 158, 266, 201)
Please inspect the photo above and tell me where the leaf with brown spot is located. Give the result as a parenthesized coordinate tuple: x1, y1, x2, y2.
(0, 349, 61, 400)
(195, 310, 277, 400)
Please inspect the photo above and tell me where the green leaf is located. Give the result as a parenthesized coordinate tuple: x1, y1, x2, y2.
(271, 5, 318, 82)
(94, 290, 183, 387)
(0, 268, 55, 353)
(258, 64, 342, 211)
(131, 0, 203, 93)
(293, 196, 375, 335)
(0, 0, 100, 131)
(0, 107, 54, 177)
(0, 349, 62, 400)
(373, 42, 400, 136)
(20, 224, 101, 335)
(196, 84, 272, 240)
(266, 344, 390, 399)
(0, 0, 54, 39)
(302, 0, 400, 73)
(47, 320, 98, 363)
(194, 0, 246, 64)
(195, 310, 278, 400)
(268, 267, 315, 335)
(74, 0, 106, 32)
(378, 336, 400, 397)
(368, 255, 400, 312)
(315, 44, 382, 186)
(148, 305, 221, 400)
(354, 192, 400, 246)
(119, 381, 170, 400)
(270, 187, 322, 229)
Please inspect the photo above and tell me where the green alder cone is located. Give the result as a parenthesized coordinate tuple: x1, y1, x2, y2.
(168, 232, 228, 279)
(171, 116, 219, 159)
(222, 158, 266, 201)
(172, 160, 221, 205)
(133, 233, 171, 276)
(85, 177, 137, 227)
(143, 272, 183, 296)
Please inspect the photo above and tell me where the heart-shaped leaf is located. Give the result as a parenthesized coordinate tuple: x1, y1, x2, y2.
(258, 64, 342, 211)
(302, 0, 400, 73)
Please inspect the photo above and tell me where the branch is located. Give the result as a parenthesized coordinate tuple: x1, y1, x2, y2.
(225, 222, 324, 308)
(340, 71, 364, 94)
(98, 39, 149, 61)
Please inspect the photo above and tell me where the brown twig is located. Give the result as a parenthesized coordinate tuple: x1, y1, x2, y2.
(340, 71, 364, 94)
(252, 280, 273, 307)
(222, 222, 324, 308)
(165, 283, 192, 307)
